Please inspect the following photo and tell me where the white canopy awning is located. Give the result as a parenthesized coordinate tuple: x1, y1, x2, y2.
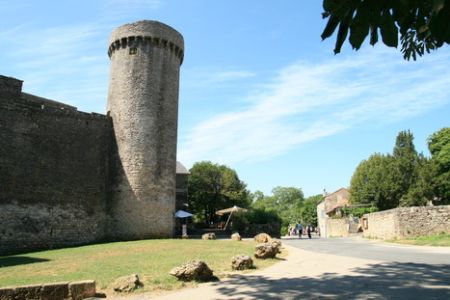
(215, 205, 247, 216)
(175, 210, 193, 218)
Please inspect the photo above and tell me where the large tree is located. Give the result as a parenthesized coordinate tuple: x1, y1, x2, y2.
(393, 130, 420, 200)
(252, 186, 304, 224)
(299, 194, 323, 226)
(401, 155, 434, 206)
(427, 127, 450, 204)
(321, 0, 450, 60)
(350, 153, 402, 210)
(351, 128, 449, 209)
(187, 161, 250, 225)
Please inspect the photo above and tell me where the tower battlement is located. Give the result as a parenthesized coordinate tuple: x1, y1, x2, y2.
(108, 36, 184, 63)
(107, 20, 184, 63)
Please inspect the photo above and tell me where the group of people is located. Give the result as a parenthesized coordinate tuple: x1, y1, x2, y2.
(287, 223, 315, 239)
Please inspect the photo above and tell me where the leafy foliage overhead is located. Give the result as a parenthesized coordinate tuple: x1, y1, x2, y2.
(321, 0, 450, 60)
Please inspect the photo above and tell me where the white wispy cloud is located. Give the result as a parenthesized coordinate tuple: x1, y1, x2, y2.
(1, 0, 163, 113)
(178, 49, 450, 166)
(1, 22, 110, 112)
(182, 68, 256, 89)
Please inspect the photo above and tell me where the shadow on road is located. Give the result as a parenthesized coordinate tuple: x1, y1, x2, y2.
(211, 262, 450, 299)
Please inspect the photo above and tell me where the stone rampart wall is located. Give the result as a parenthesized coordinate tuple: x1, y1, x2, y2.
(363, 205, 450, 239)
(0, 91, 111, 255)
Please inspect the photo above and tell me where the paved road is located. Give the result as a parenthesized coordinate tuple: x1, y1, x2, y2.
(113, 237, 450, 299)
(283, 236, 450, 264)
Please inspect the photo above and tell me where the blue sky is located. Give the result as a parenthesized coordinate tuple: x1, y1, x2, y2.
(1, 0, 449, 197)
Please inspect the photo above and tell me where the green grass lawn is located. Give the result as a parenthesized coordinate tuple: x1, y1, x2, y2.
(387, 232, 450, 247)
(0, 239, 284, 294)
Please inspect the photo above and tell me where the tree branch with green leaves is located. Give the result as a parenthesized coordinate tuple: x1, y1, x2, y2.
(321, 0, 450, 60)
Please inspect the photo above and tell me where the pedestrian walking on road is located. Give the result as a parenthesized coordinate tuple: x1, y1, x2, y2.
(296, 223, 302, 238)
(307, 225, 312, 239)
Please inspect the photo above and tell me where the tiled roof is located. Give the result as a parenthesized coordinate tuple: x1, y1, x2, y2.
(176, 161, 190, 174)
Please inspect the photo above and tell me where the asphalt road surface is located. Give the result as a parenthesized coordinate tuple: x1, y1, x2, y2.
(283, 236, 450, 265)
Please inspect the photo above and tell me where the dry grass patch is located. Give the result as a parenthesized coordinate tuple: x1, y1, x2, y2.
(0, 239, 284, 294)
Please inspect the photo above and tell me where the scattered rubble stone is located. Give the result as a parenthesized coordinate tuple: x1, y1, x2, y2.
(254, 233, 271, 243)
(202, 232, 216, 240)
(231, 232, 242, 241)
(169, 260, 214, 281)
(231, 254, 254, 270)
(254, 243, 278, 259)
(270, 240, 282, 253)
(112, 274, 143, 293)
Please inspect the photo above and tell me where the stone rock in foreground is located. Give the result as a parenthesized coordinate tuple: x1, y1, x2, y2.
(254, 232, 271, 243)
(202, 232, 216, 240)
(169, 260, 214, 282)
(270, 240, 282, 253)
(231, 232, 242, 241)
(112, 274, 143, 293)
(254, 243, 278, 259)
(231, 254, 254, 270)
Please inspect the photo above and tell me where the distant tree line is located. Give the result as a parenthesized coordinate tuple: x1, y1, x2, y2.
(187, 161, 321, 232)
(350, 127, 450, 210)
(186, 128, 450, 231)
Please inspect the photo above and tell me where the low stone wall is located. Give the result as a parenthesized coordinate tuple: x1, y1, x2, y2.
(325, 218, 349, 237)
(0, 280, 95, 300)
(362, 208, 398, 239)
(363, 205, 450, 239)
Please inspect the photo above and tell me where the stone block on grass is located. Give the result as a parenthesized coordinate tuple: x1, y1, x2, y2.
(0, 286, 16, 300)
(69, 280, 96, 300)
(112, 274, 143, 293)
(13, 284, 42, 300)
(231, 232, 242, 241)
(231, 254, 253, 270)
(202, 232, 216, 240)
(169, 260, 213, 282)
(254, 243, 278, 259)
(254, 233, 271, 243)
(41, 282, 69, 300)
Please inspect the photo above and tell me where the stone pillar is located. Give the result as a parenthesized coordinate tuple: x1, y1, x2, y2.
(107, 20, 184, 239)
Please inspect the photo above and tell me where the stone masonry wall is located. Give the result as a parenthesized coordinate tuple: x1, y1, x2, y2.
(106, 21, 183, 239)
(0, 82, 111, 255)
(362, 208, 398, 239)
(325, 218, 349, 237)
(363, 205, 450, 239)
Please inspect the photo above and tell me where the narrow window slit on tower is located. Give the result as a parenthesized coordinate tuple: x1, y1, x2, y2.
(129, 47, 137, 55)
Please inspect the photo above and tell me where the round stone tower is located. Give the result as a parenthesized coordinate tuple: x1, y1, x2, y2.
(106, 20, 184, 239)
